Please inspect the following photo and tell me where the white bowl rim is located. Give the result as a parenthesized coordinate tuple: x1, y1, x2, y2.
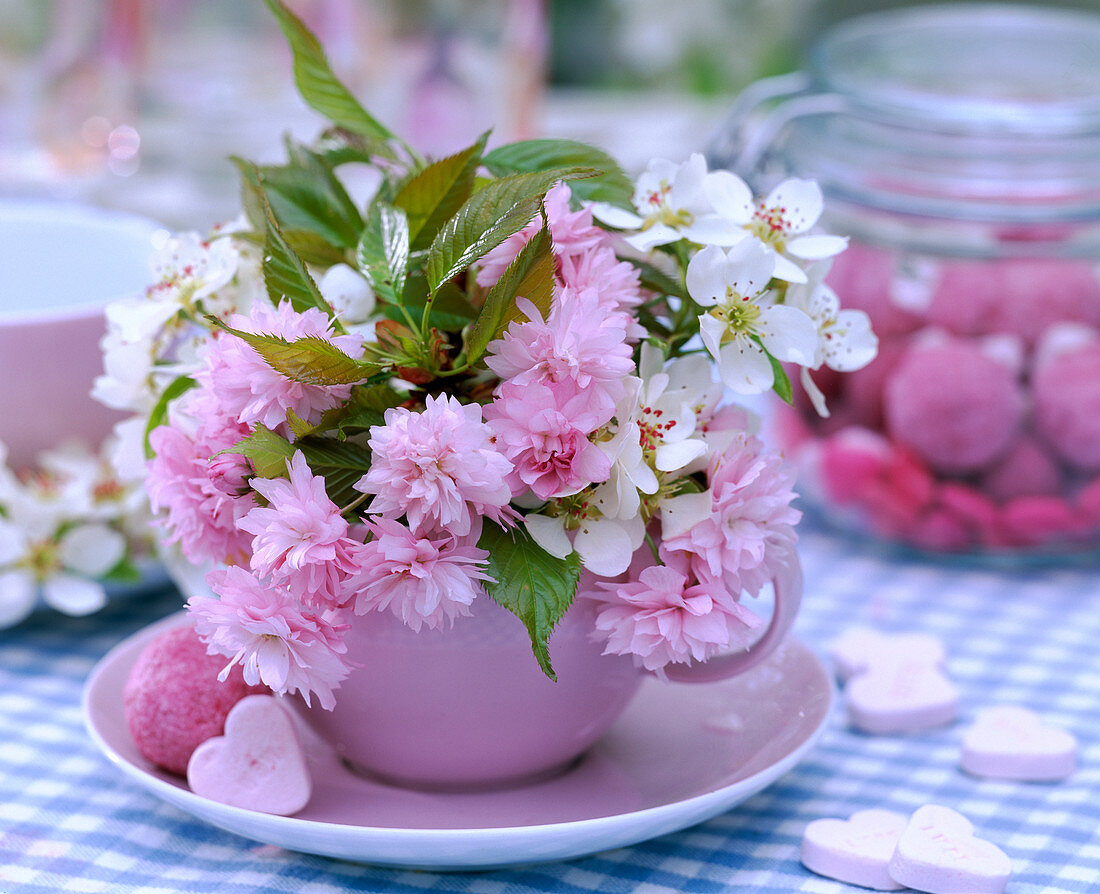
(0, 199, 160, 327)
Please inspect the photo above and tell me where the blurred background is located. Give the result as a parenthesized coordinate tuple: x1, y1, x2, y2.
(1, 0, 1098, 229)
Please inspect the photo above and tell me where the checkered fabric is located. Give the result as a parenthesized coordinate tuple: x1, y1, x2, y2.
(2, 526, 1099, 893)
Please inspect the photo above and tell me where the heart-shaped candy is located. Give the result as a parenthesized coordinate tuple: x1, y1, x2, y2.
(847, 661, 958, 734)
(187, 695, 312, 816)
(888, 805, 1011, 894)
(801, 808, 909, 890)
(961, 705, 1077, 781)
(832, 627, 947, 682)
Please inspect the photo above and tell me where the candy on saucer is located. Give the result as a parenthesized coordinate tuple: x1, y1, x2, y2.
(961, 705, 1077, 781)
(888, 805, 1011, 894)
(187, 695, 312, 816)
(801, 808, 908, 890)
(884, 339, 1024, 475)
(123, 625, 266, 775)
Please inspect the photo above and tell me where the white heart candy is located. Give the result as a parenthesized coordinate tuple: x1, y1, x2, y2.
(832, 627, 947, 682)
(187, 695, 312, 816)
(961, 705, 1077, 781)
(801, 808, 909, 890)
(888, 805, 1011, 894)
(847, 661, 958, 734)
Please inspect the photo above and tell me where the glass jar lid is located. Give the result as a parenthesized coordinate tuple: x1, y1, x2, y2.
(812, 3, 1100, 136)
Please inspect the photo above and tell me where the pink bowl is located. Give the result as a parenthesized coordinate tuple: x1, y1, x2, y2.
(0, 201, 157, 468)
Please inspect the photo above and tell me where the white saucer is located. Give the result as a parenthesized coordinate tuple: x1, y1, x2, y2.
(84, 613, 833, 870)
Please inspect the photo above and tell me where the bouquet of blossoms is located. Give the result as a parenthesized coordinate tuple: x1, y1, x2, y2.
(97, 1, 876, 710)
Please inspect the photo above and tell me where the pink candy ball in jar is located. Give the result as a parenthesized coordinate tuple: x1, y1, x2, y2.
(713, 4, 1100, 558)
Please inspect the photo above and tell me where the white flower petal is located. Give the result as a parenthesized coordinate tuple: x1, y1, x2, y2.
(685, 244, 729, 306)
(800, 367, 831, 418)
(771, 252, 809, 284)
(824, 309, 879, 372)
(590, 203, 645, 230)
(42, 573, 107, 616)
(0, 521, 28, 566)
(681, 215, 747, 247)
(766, 178, 824, 234)
(660, 490, 714, 540)
(787, 234, 849, 260)
(655, 437, 708, 473)
(574, 520, 636, 577)
(669, 153, 709, 214)
(525, 514, 573, 559)
(625, 224, 680, 252)
(698, 313, 727, 362)
(758, 304, 820, 366)
(703, 171, 754, 224)
(58, 525, 126, 577)
(718, 338, 774, 394)
(725, 238, 777, 297)
(0, 570, 37, 627)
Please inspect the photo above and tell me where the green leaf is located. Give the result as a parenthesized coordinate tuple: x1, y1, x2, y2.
(766, 350, 794, 404)
(478, 521, 582, 680)
(424, 166, 596, 293)
(356, 203, 409, 306)
(143, 375, 197, 459)
(229, 426, 296, 478)
(483, 139, 633, 208)
(624, 255, 688, 301)
(336, 384, 405, 438)
(465, 223, 553, 363)
(255, 192, 342, 326)
(384, 282, 477, 331)
(394, 133, 488, 251)
(264, 0, 395, 147)
(284, 230, 348, 266)
(100, 555, 142, 585)
(296, 436, 374, 508)
(210, 319, 379, 386)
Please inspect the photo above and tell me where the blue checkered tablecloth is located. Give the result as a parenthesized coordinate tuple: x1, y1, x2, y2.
(2, 526, 1099, 893)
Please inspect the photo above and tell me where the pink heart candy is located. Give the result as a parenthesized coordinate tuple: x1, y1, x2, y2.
(888, 805, 1011, 894)
(186, 695, 312, 816)
(801, 808, 909, 890)
(961, 706, 1077, 781)
(831, 627, 946, 682)
(847, 661, 958, 735)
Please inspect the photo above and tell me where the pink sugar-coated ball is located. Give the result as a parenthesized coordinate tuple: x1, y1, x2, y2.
(1034, 342, 1100, 473)
(123, 625, 267, 776)
(992, 259, 1100, 346)
(825, 242, 923, 339)
(982, 437, 1065, 502)
(836, 336, 907, 432)
(926, 261, 1001, 338)
(884, 341, 1025, 475)
(999, 496, 1085, 548)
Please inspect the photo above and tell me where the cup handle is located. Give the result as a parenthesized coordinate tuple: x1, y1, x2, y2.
(660, 543, 802, 684)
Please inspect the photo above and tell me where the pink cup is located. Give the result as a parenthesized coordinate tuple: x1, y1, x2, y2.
(0, 201, 157, 468)
(297, 543, 802, 790)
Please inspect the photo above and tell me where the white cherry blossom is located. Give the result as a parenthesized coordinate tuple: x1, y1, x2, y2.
(319, 263, 376, 323)
(687, 240, 818, 394)
(707, 176, 847, 284)
(786, 267, 879, 417)
(592, 154, 743, 251)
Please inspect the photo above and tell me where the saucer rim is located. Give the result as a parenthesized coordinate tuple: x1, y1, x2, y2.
(83, 612, 833, 867)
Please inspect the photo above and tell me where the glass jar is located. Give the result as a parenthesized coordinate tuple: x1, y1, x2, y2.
(711, 4, 1100, 561)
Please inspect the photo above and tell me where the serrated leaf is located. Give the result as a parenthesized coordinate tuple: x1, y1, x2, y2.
(210, 319, 378, 386)
(229, 426, 296, 478)
(356, 203, 409, 306)
(336, 384, 405, 438)
(624, 255, 687, 301)
(144, 375, 197, 459)
(384, 282, 477, 331)
(284, 229, 348, 266)
(255, 192, 342, 327)
(478, 521, 581, 680)
(483, 139, 632, 208)
(264, 0, 395, 148)
(394, 133, 488, 251)
(424, 166, 597, 293)
(265, 143, 363, 248)
(465, 224, 553, 363)
(296, 436, 374, 508)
